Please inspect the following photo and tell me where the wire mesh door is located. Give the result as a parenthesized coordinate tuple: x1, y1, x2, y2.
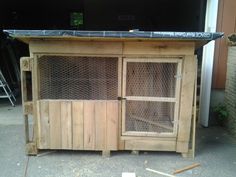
(122, 58, 182, 137)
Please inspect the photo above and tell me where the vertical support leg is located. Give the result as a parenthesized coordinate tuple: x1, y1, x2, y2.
(21, 57, 38, 155)
(102, 150, 111, 157)
(181, 58, 197, 159)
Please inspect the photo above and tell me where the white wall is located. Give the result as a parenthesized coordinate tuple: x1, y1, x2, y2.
(199, 0, 219, 127)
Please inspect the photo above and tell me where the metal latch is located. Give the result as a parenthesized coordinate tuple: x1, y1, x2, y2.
(174, 74, 182, 79)
(117, 97, 127, 100)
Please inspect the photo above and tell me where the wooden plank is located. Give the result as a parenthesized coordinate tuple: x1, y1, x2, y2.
(20, 57, 33, 71)
(38, 101, 50, 149)
(124, 58, 182, 63)
(125, 139, 176, 151)
(106, 101, 118, 150)
(72, 101, 84, 150)
(30, 40, 123, 55)
(24, 101, 33, 115)
(121, 136, 176, 141)
(122, 131, 175, 137)
(118, 57, 125, 149)
(125, 96, 176, 102)
(95, 101, 106, 150)
(123, 42, 194, 56)
(49, 101, 61, 149)
(176, 55, 196, 153)
(83, 101, 95, 150)
(191, 58, 198, 158)
(130, 115, 173, 131)
(173, 163, 200, 175)
(61, 101, 72, 149)
(32, 56, 39, 154)
(122, 60, 127, 134)
(173, 60, 183, 135)
(20, 71, 27, 103)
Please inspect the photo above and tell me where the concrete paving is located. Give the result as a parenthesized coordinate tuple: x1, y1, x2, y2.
(0, 98, 236, 177)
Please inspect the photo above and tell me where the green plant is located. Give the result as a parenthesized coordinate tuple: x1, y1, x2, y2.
(213, 103, 229, 125)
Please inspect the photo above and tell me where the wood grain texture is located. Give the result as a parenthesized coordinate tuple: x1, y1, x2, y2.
(106, 101, 118, 150)
(30, 41, 123, 55)
(72, 101, 84, 150)
(176, 55, 196, 153)
(95, 101, 106, 150)
(61, 101, 72, 149)
(83, 101, 96, 150)
(49, 101, 61, 149)
(38, 101, 50, 149)
(125, 139, 176, 151)
(123, 42, 194, 55)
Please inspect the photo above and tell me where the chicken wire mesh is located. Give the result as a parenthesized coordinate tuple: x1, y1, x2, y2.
(38, 56, 118, 100)
(126, 62, 177, 97)
(125, 101, 175, 133)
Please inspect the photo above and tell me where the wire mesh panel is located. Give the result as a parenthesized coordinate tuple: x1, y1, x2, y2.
(38, 56, 118, 100)
(126, 62, 177, 97)
(125, 101, 175, 133)
(123, 59, 181, 136)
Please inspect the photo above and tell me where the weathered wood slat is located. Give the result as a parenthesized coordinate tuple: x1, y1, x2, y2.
(83, 101, 96, 150)
(125, 139, 176, 151)
(95, 101, 106, 150)
(49, 101, 61, 149)
(30, 41, 123, 55)
(72, 101, 84, 150)
(123, 42, 194, 55)
(38, 101, 50, 149)
(61, 101, 72, 149)
(176, 55, 196, 153)
(106, 101, 118, 150)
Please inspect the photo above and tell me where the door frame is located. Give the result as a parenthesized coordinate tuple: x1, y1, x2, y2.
(121, 57, 182, 137)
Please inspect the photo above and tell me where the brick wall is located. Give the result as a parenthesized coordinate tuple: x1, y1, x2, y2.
(225, 44, 236, 136)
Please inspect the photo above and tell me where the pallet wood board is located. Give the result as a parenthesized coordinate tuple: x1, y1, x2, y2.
(37, 100, 119, 151)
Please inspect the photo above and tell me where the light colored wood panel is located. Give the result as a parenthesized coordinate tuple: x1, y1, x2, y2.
(176, 55, 196, 153)
(123, 42, 194, 55)
(122, 131, 175, 137)
(30, 40, 122, 55)
(124, 58, 182, 63)
(118, 101, 125, 150)
(125, 96, 176, 102)
(125, 139, 176, 151)
(38, 101, 50, 149)
(32, 56, 39, 154)
(72, 101, 84, 150)
(61, 101, 72, 149)
(106, 101, 118, 150)
(95, 102, 106, 150)
(20, 57, 33, 71)
(122, 60, 127, 134)
(83, 101, 96, 150)
(118, 57, 122, 97)
(173, 60, 183, 135)
(49, 101, 61, 149)
(121, 136, 176, 141)
(24, 101, 33, 115)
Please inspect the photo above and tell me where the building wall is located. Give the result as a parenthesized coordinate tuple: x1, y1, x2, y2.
(225, 46, 236, 136)
(213, 0, 236, 89)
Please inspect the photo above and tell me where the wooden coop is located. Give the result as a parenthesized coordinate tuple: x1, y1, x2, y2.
(5, 30, 222, 157)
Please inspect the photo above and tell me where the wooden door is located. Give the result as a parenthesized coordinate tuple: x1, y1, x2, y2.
(122, 58, 182, 137)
